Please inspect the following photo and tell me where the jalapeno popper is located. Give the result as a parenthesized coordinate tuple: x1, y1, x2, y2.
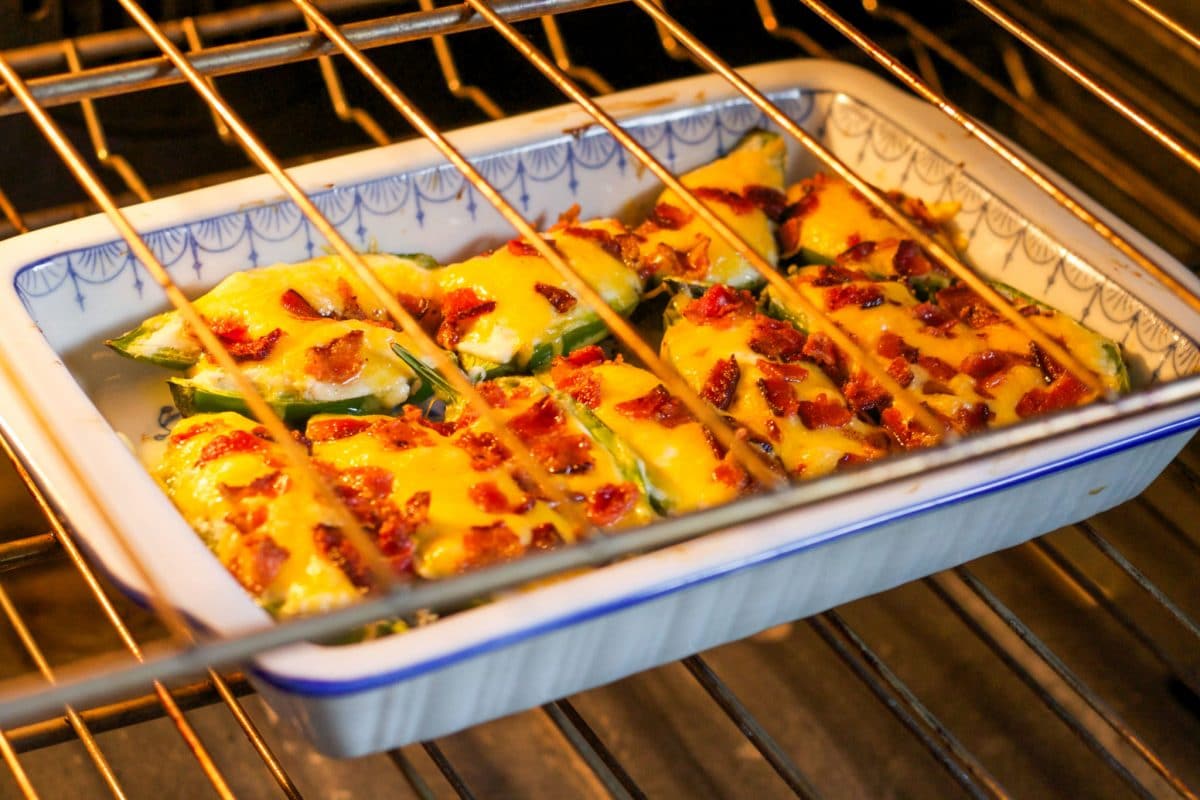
(636, 130, 788, 290)
(109, 254, 443, 422)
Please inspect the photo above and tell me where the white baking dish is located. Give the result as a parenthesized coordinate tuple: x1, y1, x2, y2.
(0, 60, 1196, 756)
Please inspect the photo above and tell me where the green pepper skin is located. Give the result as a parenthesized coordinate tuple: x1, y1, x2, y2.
(459, 316, 617, 380)
(107, 318, 195, 370)
(168, 378, 392, 424)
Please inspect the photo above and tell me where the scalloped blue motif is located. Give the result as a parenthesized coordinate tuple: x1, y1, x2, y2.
(13, 88, 1197, 384)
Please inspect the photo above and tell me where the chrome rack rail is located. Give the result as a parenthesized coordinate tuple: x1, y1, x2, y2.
(0, 1, 1196, 797)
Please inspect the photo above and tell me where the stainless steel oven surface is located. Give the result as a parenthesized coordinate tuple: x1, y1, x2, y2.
(0, 1, 1197, 798)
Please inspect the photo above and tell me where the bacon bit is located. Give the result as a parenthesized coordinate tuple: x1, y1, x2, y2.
(881, 407, 935, 450)
(225, 327, 284, 362)
(744, 185, 788, 222)
(566, 344, 606, 368)
(305, 417, 370, 443)
(220, 471, 289, 502)
(615, 384, 693, 428)
(587, 482, 638, 526)
(937, 285, 1004, 328)
(613, 232, 647, 278)
(895, 193, 942, 233)
(463, 521, 524, 569)
(280, 289, 322, 320)
(701, 425, 727, 461)
(468, 481, 510, 514)
(553, 204, 582, 228)
(336, 278, 367, 321)
(843, 371, 892, 416)
(797, 393, 852, 429)
(887, 357, 914, 387)
(564, 225, 645, 276)
(531, 434, 594, 475)
(777, 192, 820, 255)
(765, 418, 782, 442)
(372, 416, 433, 450)
(306, 330, 366, 383)
(330, 465, 395, 524)
(699, 356, 740, 410)
(437, 288, 497, 349)
(397, 292, 434, 330)
(954, 402, 993, 432)
(534, 282, 577, 313)
(644, 243, 688, 279)
(960, 350, 1015, 380)
(507, 238, 541, 257)
(892, 240, 933, 276)
(913, 302, 958, 337)
(757, 375, 799, 417)
(748, 317, 807, 362)
(825, 284, 884, 311)
(230, 533, 289, 595)
(196, 429, 275, 467)
(647, 203, 692, 230)
(758, 360, 809, 383)
(1016, 373, 1089, 418)
(509, 396, 565, 440)
(714, 459, 750, 490)
(802, 332, 848, 384)
(559, 368, 602, 409)
(847, 233, 862, 248)
(475, 381, 511, 409)
(682, 285, 756, 326)
(529, 522, 564, 551)
(694, 186, 755, 214)
(918, 354, 957, 382)
(456, 431, 512, 471)
(876, 331, 918, 362)
(922, 380, 954, 396)
(837, 241, 877, 265)
(682, 234, 712, 279)
(226, 506, 268, 536)
(1029, 342, 1065, 383)
(805, 263, 871, 287)
(313, 523, 373, 589)
(170, 420, 218, 444)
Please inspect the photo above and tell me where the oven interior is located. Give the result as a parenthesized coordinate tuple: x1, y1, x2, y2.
(0, 1, 1197, 797)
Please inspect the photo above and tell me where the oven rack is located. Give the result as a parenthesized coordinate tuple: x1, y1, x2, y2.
(0, 1, 1195, 796)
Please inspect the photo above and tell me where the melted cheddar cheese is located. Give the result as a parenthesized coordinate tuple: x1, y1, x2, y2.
(638, 131, 786, 288)
(543, 355, 742, 513)
(151, 412, 361, 618)
(661, 289, 888, 479)
(437, 219, 642, 371)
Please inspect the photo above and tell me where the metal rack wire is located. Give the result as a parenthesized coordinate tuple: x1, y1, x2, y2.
(0, 1, 1196, 797)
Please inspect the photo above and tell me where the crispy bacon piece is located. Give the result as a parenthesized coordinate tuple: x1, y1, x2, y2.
(587, 482, 638, 526)
(876, 331, 918, 362)
(307, 417, 372, 442)
(713, 459, 751, 490)
(744, 185, 788, 222)
(917, 354, 957, 382)
(312, 524, 373, 588)
(530, 433, 594, 475)
(960, 350, 1015, 380)
(647, 203, 692, 231)
(913, 302, 958, 337)
(757, 375, 799, 417)
(802, 332, 847, 384)
(437, 288, 497, 349)
(644, 243, 688, 278)
(953, 402, 993, 432)
(1029, 342, 1066, 383)
(222, 326, 284, 362)
(280, 289, 322, 320)
(748, 317, 807, 362)
(455, 431, 512, 471)
(825, 284, 884, 311)
(306, 330, 366, 383)
(843, 372, 892, 417)
(529, 522, 564, 551)
(220, 471, 289, 502)
(701, 356, 741, 410)
(797, 393, 852, 429)
(802, 263, 871, 287)
(463, 521, 523, 569)
(170, 420, 218, 444)
(758, 360, 809, 383)
(468, 481, 510, 514)
(887, 357, 914, 388)
(226, 506, 268, 536)
(682, 284, 756, 326)
(336, 278, 367, 320)
(372, 416, 433, 450)
(195, 429, 275, 468)
(476, 381, 511, 409)
(837, 241, 877, 265)
(567, 345, 606, 368)
(558, 368, 602, 409)
(777, 192, 819, 255)
(1016, 373, 1089, 418)
(509, 396, 565, 441)
(615, 384, 692, 428)
(881, 407, 936, 450)
(330, 465, 394, 525)
(693, 186, 755, 214)
(534, 282, 577, 313)
(507, 238, 541, 257)
(229, 533, 289, 595)
(892, 240, 933, 276)
(397, 291, 434, 331)
(682, 234, 712, 278)
(937, 285, 1004, 328)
